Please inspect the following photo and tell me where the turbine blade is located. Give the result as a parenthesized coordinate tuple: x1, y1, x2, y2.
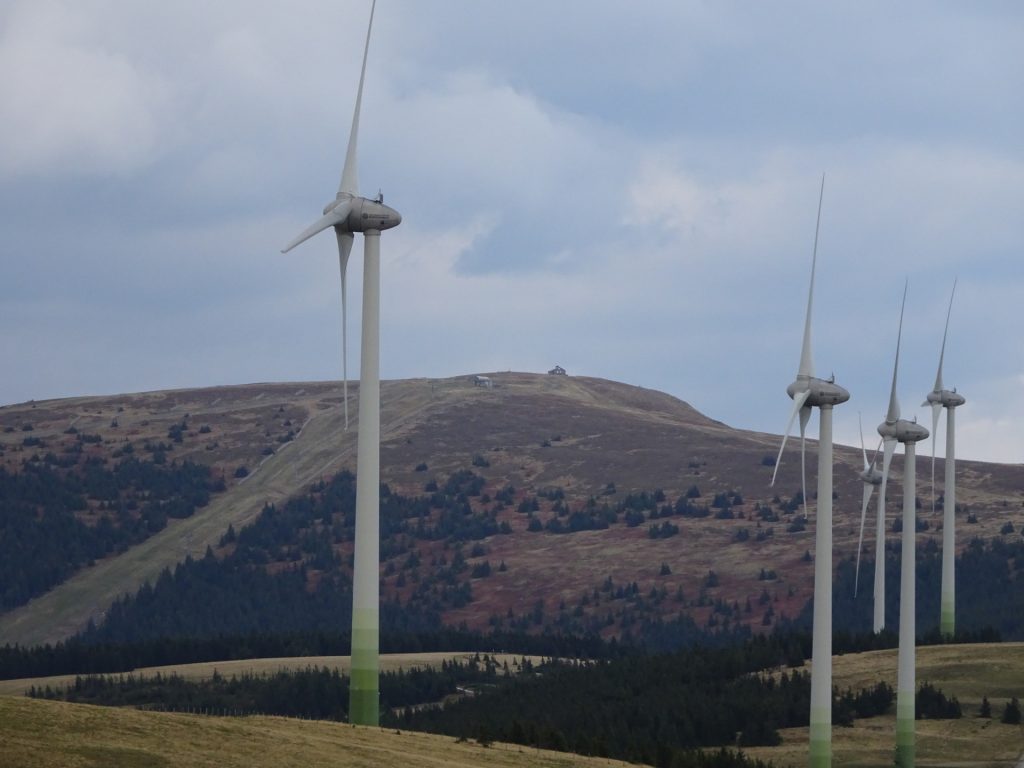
(281, 201, 351, 253)
(873, 437, 897, 586)
(799, 404, 811, 515)
(879, 437, 897, 507)
(885, 281, 908, 424)
(929, 401, 941, 514)
(797, 175, 825, 380)
(336, 231, 355, 429)
(770, 389, 812, 486)
(859, 412, 869, 472)
(854, 481, 874, 597)
(338, 0, 377, 197)
(870, 437, 882, 471)
(934, 278, 957, 393)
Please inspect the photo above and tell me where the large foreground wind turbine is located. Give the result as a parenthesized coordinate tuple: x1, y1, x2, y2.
(770, 177, 849, 768)
(281, 0, 400, 726)
(876, 286, 928, 768)
(924, 281, 964, 638)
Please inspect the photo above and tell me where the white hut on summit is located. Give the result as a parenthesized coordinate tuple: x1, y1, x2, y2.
(548, 365, 566, 376)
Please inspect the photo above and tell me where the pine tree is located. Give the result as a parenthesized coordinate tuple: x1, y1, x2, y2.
(1001, 697, 1021, 725)
(979, 696, 992, 718)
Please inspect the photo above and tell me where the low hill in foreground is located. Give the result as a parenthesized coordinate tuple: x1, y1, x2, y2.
(1, 644, 1022, 767)
(0, 695, 637, 768)
(2, 373, 1023, 647)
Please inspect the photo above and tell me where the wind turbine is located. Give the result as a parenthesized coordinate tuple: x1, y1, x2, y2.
(924, 281, 964, 638)
(876, 285, 928, 768)
(281, 0, 400, 726)
(853, 415, 882, 600)
(770, 176, 849, 768)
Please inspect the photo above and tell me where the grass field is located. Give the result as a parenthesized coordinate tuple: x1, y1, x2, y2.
(0, 695, 638, 768)
(745, 642, 1024, 767)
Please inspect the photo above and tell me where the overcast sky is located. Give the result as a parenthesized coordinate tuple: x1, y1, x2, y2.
(1, 0, 1021, 464)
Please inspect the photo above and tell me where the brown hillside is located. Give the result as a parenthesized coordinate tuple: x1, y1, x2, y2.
(1, 373, 1022, 646)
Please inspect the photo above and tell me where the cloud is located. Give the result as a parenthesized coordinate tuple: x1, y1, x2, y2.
(0, 1, 172, 176)
(0, 0, 1021, 468)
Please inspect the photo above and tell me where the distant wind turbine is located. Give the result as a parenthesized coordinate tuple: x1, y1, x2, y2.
(281, 0, 400, 726)
(876, 284, 928, 768)
(923, 281, 964, 638)
(770, 176, 849, 768)
(853, 414, 882, 600)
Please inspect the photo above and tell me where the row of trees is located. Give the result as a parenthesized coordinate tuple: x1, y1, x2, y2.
(28, 655, 508, 719)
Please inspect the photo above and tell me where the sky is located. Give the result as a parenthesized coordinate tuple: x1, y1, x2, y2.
(1, 0, 1022, 464)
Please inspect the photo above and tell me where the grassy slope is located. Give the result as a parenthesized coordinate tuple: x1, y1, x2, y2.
(0, 696, 637, 768)
(745, 642, 1024, 767)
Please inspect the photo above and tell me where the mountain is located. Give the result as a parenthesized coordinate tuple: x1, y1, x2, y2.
(1, 372, 1022, 648)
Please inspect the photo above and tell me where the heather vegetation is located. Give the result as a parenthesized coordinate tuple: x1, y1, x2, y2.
(66, 468, 761, 644)
(10, 463, 1012, 651)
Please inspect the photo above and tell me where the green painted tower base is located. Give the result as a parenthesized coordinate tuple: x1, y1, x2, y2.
(349, 621, 379, 726)
(349, 683, 379, 726)
(809, 714, 830, 767)
(895, 697, 914, 767)
(940, 599, 954, 638)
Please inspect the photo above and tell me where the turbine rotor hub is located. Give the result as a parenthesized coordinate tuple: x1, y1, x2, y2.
(860, 467, 883, 486)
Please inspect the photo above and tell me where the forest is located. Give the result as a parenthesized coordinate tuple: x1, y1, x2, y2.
(0, 456, 222, 611)
(53, 464, 1024, 648)
(809, 535, 1024, 639)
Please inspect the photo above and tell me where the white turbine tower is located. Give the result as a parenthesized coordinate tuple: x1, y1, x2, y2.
(281, 0, 400, 726)
(770, 177, 849, 768)
(924, 281, 964, 638)
(876, 285, 928, 768)
(853, 415, 882, 601)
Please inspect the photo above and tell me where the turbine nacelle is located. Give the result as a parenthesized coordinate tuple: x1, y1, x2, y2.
(323, 195, 402, 233)
(925, 389, 966, 409)
(787, 376, 850, 408)
(878, 418, 929, 444)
